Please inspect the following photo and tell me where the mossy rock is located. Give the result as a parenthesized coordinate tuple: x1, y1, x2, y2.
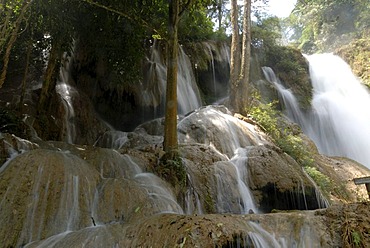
(264, 46, 312, 109)
(0, 107, 30, 139)
(336, 38, 370, 87)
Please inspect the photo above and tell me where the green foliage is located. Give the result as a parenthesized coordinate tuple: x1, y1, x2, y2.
(204, 193, 215, 213)
(304, 166, 332, 191)
(336, 38, 370, 87)
(343, 220, 366, 248)
(352, 231, 362, 247)
(158, 152, 187, 190)
(263, 45, 312, 109)
(179, 6, 214, 42)
(249, 100, 280, 137)
(4, 0, 228, 92)
(276, 133, 314, 167)
(252, 17, 282, 49)
(249, 97, 337, 198)
(0, 0, 26, 52)
(266, 46, 306, 72)
(289, 0, 370, 53)
(249, 98, 314, 167)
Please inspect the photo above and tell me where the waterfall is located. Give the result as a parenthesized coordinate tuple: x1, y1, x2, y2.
(179, 106, 263, 214)
(56, 55, 77, 144)
(262, 67, 306, 126)
(264, 53, 370, 169)
(226, 148, 257, 213)
(204, 42, 217, 96)
(177, 45, 203, 114)
(306, 53, 370, 169)
(142, 41, 202, 117)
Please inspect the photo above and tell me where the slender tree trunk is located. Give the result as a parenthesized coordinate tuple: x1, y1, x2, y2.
(0, 0, 32, 89)
(239, 0, 251, 113)
(38, 41, 62, 113)
(163, 0, 180, 157)
(229, 0, 241, 112)
(217, 0, 222, 31)
(19, 37, 33, 112)
(0, 10, 12, 53)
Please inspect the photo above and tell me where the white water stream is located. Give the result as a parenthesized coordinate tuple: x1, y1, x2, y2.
(142, 42, 202, 116)
(0, 49, 335, 247)
(265, 53, 370, 169)
(306, 54, 370, 169)
(56, 56, 77, 144)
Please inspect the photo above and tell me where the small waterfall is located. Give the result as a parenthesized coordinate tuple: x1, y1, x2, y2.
(134, 173, 184, 214)
(142, 41, 202, 117)
(262, 67, 306, 126)
(177, 45, 203, 114)
(1, 106, 336, 246)
(93, 130, 129, 149)
(56, 56, 77, 144)
(214, 148, 258, 214)
(230, 148, 258, 213)
(204, 43, 217, 96)
(179, 106, 261, 214)
(197, 41, 230, 104)
(302, 169, 330, 208)
(247, 221, 282, 247)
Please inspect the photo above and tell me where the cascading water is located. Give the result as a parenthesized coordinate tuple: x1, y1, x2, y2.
(0, 147, 183, 247)
(265, 53, 370, 169)
(197, 41, 231, 104)
(262, 67, 305, 125)
(204, 42, 217, 96)
(56, 55, 77, 144)
(142, 41, 202, 117)
(214, 147, 258, 214)
(306, 53, 370, 169)
(0, 47, 339, 247)
(178, 106, 265, 214)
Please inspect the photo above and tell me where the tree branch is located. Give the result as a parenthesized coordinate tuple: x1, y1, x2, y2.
(179, 0, 194, 17)
(82, 0, 162, 37)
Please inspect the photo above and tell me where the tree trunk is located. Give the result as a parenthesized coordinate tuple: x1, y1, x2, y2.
(38, 41, 62, 114)
(239, 0, 251, 113)
(163, 0, 180, 158)
(0, 0, 32, 89)
(0, 10, 12, 53)
(19, 37, 33, 112)
(229, 0, 241, 112)
(217, 0, 222, 31)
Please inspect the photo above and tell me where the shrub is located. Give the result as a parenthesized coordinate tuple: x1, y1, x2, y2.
(249, 99, 313, 167)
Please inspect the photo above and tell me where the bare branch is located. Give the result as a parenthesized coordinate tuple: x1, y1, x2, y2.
(82, 0, 162, 37)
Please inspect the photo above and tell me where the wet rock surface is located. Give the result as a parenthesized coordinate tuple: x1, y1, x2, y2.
(1, 106, 370, 247)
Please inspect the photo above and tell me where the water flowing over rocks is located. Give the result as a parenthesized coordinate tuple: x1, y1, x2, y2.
(247, 145, 327, 212)
(178, 105, 268, 158)
(1, 105, 370, 247)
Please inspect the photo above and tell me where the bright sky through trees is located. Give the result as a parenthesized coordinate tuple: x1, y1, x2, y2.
(267, 0, 297, 17)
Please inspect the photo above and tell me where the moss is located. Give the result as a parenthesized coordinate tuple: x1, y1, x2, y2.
(264, 46, 312, 109)
(248, 98, 314, 168)
(157, 152, 187, 191)
(304, 166, 332, 198)
(336, 38, 370, 87)
(204, 193, 215, 213)
(183, 42, 211, 71)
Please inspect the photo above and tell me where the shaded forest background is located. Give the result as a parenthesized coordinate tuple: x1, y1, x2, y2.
(0, 0, 369, 139)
